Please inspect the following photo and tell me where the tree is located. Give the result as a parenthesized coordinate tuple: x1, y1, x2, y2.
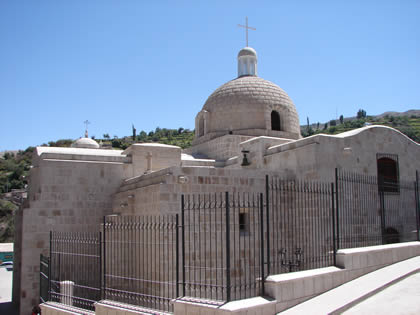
(3, 152, 14, 160)
(357, 109, 367, 119)
(112, 139, 121, 148)
(0, 200, 16, 242)
(339, 115, 344, 124)
(138, 131, 147, 142)
(132, 124, 137, 141)
(330, 120, 337, 126)
(103, 134, 110, 139)
(304, 117, 314, 137)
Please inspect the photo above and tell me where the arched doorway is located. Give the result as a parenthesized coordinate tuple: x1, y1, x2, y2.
(377, 156, 399, 192)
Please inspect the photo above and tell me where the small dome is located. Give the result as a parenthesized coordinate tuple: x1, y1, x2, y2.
(238, 47, 257, 58)
(72, 137, 100, 149)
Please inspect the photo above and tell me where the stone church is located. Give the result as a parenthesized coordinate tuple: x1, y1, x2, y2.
(13, 45, 420, 315)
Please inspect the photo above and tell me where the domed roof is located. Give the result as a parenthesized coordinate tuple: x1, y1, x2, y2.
(203, 76, 294, 112)
(238, 47, 257, 58)
(193, 47, 301, 142)
(199, 75, 301, 139)
(72, 137, 100, 149)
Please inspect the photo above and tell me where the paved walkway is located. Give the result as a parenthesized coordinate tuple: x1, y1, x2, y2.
(343, 272, 420, 315)
(280, 256, 420, 315)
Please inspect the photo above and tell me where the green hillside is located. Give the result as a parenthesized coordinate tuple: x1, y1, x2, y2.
(0, 200, 16, 242)
(302, 111, 420, 143)
(105, 127, 194, 150)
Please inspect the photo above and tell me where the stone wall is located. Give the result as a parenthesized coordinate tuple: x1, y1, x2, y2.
(113, 166, 285, 216)
(264, 126, 420, 182)
(15, 149, 126, 315)
(185, 134, 254, 161)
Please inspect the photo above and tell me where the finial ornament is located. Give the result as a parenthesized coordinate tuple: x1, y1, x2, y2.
(84, 120, 91, 137)
(238, 17, 256, 47)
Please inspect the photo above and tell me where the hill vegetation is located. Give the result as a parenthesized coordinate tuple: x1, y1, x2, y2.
(105, 127, 194, 150)
(0, 200, 16, 242)
(302, 109, 420, 143)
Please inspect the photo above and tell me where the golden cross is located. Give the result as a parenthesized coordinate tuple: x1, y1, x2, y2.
(238, 17, 256, 47)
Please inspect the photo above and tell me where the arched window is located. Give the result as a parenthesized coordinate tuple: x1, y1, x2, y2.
(271, 110, 281, 131)
(377, 155, 399, 192)
(198, 117, 204, 137)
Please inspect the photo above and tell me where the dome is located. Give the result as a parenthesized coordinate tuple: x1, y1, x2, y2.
(72, 137, 100, 149)
(193, 47, 301, 143)
(238, 47, 257, 58)
(203, 76, 293, 112)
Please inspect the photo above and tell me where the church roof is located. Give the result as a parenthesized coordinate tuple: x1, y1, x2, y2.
(193, 46, 301, 142)
(203, 75, 294, 112)
(36, 146, 125, 156)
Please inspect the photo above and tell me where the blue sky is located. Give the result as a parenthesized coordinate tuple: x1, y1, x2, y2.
(1, 0, 419, 151)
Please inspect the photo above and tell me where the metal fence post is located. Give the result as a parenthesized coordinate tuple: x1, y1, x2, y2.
(175, 214, 179, 297)
(102, 216, 106, 300)
(181, 195, 186, 297)
(49, 231, 52, 301)
(259, 193, 265, 297)
(379, 189, 386, 244)
(265, 175, 270, 276)
(415, 171, 420, 242)
(335, 168, 340, 249)
(331, 182, 337, 266)
(39, 254, 42, 302)
(225, 192, 231, 302)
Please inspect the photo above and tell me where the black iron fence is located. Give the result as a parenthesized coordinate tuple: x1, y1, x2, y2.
(39, 254, 50, 304)
(103, 215, 178, 313)
(40, 170, 420, 313)
(266, 178, 336, 274)
(181, 192, 264, 303)
(336, 170, 420, 249)
(49, 231, 102, 311)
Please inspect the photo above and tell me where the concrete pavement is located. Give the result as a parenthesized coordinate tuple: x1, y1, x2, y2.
(343, 272, 420, 315)
(280, 256, 420, 314)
